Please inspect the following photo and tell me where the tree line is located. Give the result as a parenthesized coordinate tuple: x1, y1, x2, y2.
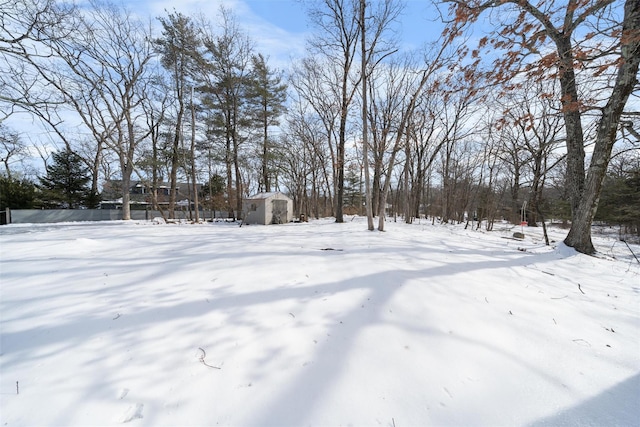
(1, 0, 638, 253)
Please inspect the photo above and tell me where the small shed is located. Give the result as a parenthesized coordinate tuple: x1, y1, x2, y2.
(242, 192, 294, 225)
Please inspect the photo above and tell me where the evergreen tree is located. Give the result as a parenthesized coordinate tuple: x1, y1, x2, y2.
(155, 11, 202, 219)
(596, 169, 640, 233)
(38, 148, 94, 208)
(0, 175, 36, 210)
(343, 163, 362, 215)
(199, 7, 254, 217)
(201, 173, 226, 213)
(247, 54, 287, 192)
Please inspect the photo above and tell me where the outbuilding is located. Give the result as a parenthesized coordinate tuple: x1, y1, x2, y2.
(242, 192, 294, 225)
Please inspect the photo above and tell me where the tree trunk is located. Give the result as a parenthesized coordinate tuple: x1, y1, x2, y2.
(403, 141, 412, 224)
(510, 168, 520, 224)
(90, 141, 102, 206)
(169, 95, 183, 220)
(225, 114, 234, 219)
(234, 142, 242, 215)
(121, 113, 138, 221)
(554, 36, 586, 224)
(336, 110, 347, 223)
(121, 166, 133, 221)
(150, 131, 167, 221)
(190, 87, 199, 222)
(262, 103, 270, 192)
(360, 0, 374, 231)
(564, 0, 640, 254)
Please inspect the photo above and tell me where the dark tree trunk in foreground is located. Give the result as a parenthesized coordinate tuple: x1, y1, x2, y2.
(564, 0, 640, 254)
(446, 0, 640, 254)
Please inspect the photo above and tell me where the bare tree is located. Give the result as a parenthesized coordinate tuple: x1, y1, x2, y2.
(360, 0, 374, 229)
(366, 56, 416, 228)
(200, 7, 254, 219)
(291, 56, 340, 215)
(0, 0, 75, 122)
(9, 1, 156, 216)
(85, 3, 156, 218)
(402, 89, 447, 222)
(286, 98, 338, 218)
(156, 10, 202, 219)
(0, 124, 26, 178)
(497, 80, 564, 230)
(303, 0, 363, 223)
(138, 73, 170, 219)
(358, 0, 403, 229)
(446, 0, 640, 254)
(246, 54, 287, 193)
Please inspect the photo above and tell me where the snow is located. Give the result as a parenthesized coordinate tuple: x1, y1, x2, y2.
(1, 217, 638, 427)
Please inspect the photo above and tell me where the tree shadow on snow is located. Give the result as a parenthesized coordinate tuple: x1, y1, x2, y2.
(0, 223, 582, 426)
(528, 373, 640, 427)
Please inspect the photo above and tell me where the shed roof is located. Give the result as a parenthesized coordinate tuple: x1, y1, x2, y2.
(245, 191, 291, 200)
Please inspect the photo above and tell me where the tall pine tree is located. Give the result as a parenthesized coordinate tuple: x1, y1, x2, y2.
(247, 54, 287, 193)
(155, 11, 201, 219)
(200, 7, 254, 217)
(38, 148, 94, 208)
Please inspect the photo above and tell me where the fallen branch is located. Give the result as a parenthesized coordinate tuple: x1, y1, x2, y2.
(578, 284, 585, 294)
(622, 239, 640, 264)
(198, 347, 221, 369)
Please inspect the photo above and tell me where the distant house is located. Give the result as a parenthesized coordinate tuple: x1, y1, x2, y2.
(242, 192, 293, 225)
(100, 180, 201, 210)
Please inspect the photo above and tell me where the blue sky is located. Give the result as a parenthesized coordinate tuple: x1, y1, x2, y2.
(133, 0, 445, 68)
(5, 0, 448, 168)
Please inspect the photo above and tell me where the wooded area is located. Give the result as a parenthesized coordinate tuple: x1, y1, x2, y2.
(1, 0, 638, 253)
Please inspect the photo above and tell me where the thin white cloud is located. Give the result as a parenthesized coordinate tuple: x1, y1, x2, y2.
(145, 0, 308, 69)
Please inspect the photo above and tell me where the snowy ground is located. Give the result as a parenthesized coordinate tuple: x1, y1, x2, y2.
(1, 217, 638, 427)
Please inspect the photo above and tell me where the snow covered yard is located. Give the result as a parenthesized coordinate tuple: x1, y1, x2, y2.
(0, 217, 638, 427)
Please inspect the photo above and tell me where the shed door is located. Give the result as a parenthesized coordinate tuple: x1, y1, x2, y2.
(271, 199, 288, 224)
